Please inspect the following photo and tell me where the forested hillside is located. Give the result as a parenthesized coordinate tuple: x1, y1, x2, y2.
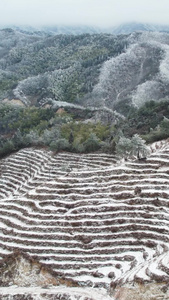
(0, 29, 127, 103)
(1, 29, 169, 157)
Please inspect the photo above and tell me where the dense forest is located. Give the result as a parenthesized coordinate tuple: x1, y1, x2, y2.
(0, 29, 128, 103)
(1, 28, 169, 157)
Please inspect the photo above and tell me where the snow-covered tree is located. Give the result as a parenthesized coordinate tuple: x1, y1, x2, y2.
(131, 134, 150, 159)
(116, 134, 150, 159)
(115, 136, 133, 159)
(14, 73, 49, 105)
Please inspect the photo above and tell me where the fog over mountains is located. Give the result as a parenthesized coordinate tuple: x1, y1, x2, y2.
(6, 22, 169, 35)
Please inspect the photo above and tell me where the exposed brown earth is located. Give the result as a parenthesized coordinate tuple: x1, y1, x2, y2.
(0, 140, 169, 299)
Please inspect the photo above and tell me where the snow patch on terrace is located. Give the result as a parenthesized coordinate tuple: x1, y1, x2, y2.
(0, 141, 169, 290)
(0, 286, 113, 300)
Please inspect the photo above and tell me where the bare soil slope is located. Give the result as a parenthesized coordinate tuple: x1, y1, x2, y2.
(0, 142, 169, 298)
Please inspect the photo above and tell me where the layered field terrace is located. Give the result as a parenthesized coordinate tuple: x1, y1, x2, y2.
(0, 141, 169, 291)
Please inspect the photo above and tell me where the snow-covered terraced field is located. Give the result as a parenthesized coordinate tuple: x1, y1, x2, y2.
(0, 143, 169, 291)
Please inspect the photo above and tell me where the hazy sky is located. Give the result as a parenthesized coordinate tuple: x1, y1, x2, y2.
(1, 0, 169, 28)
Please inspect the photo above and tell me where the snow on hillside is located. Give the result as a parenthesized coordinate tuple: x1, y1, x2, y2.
(94, 31, 169, 109)
(0, 142, 169, 297)
(0, 286, 113, 300)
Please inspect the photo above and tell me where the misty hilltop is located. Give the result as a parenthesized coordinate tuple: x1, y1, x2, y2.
(4, 21, 169, 36)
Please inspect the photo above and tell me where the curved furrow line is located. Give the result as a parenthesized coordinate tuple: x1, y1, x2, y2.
(0, 145, 169, 287)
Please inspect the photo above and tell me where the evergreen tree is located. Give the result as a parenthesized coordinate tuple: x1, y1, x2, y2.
(116, 134, 149, 159)
(49, 138, 70, 152)
(84, 133, 101, 152)
(131, 134, 150, 158)
(115, 136, 133, 159)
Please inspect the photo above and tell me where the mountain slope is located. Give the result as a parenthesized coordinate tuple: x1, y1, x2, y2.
(1, 29, 169, 114)
(0, 141, 169, 298)
(93, 31, 169, 110)
(0, 29, 127, 106)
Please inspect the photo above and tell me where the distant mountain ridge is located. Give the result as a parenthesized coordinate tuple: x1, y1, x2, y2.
(1, 24, 101, 35)
(2, 22, 169, 35)
(110, 22, 169, 35)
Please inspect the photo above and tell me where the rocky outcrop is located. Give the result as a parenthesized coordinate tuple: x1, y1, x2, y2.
(0, 251, 78, 288)
(112, 282, 169, 300)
